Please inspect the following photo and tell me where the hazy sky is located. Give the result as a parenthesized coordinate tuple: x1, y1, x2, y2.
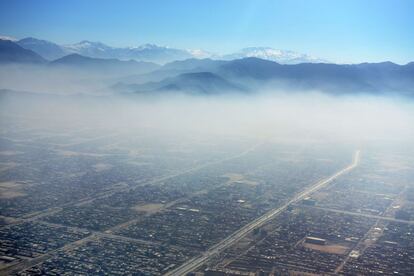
(0, 0, 413, 64)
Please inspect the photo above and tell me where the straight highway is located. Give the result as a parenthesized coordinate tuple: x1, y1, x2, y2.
(165, 150, 361, 276)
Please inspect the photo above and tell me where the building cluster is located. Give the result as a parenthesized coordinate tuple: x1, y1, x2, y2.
(18, 237, 197, 275)
(342, 222, 414, 275)
(1, 123, 414, 275)
(0, 222, 89, 264)
(197, 153, 414, 275)
(208, 207, 375, 275)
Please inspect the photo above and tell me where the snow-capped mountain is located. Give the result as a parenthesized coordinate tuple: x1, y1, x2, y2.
(11, 37, 193, 63)
(10, 36, 326, 64)
(187, 49, 215, 59)
(64, 40, 112, 52)
(62, 40, 194, 64)
(120, 44, 193, 64)
(63, 40, 116, 59)
(223, 47, 326, 64)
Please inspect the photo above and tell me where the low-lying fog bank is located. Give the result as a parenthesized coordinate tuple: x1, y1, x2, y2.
(1, 90, 413, 146)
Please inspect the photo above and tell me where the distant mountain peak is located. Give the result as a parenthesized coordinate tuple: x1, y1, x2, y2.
(0, 35, 17, 42)
(224, 47, 327, 64)
(138, 43, 163, 49)
(17, 37, 68, 60)
(0, 39, 47, 63)
(65, 40, 112, 51)
(187, 49, 214, 59)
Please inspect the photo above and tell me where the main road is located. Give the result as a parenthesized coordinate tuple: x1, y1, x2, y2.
(165, 150, 361, 276)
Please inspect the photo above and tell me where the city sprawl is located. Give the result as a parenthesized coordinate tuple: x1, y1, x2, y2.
(1, 116, 414, 276)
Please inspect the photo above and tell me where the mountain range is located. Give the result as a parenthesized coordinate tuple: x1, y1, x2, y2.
(50, 53, 159, 75)
(0, 37, 413, 97)
(9, 36, 325, 64)
(114, 58, 414, 96)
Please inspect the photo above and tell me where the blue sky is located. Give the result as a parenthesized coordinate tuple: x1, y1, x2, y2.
(0, 0, 413, 64)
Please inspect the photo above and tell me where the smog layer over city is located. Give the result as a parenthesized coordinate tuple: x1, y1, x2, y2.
(1, 1, 414, 275)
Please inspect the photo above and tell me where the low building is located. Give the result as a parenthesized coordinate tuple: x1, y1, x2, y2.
(305, 236, 327, 245)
